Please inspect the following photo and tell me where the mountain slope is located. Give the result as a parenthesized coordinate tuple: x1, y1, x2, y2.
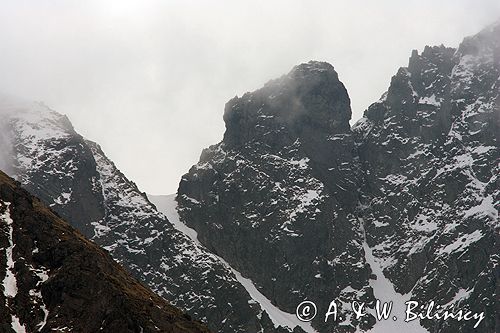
(0, 94, 284, 333)
(0, 95, 105, 238)
(84, 141, 281, 333)
(177, 24, 499, 333)
(149, 194, 316, 333)
(0, 170, 209, 333)
(353, 22, 499, 333)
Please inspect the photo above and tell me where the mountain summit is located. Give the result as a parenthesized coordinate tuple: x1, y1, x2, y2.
(178, 60, 371, 332)
(223, 61, 351, 148)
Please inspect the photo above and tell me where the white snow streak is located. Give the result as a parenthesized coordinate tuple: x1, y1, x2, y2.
(2, 202, 17, 298)
(1, 201, 27, 333)
(438, 230, 484, 255)
(360, 218, 428, 333)
(150, 194, 318, 333)
(11, 315, 26, 333)
(31, 267, 50, 331)
(419, 94, 441, 106)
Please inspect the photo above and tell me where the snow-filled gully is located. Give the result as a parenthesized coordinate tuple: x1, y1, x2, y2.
(1, 201, 27, 333)
(157, 194, 318, 333)
(359, 217, 427, 333)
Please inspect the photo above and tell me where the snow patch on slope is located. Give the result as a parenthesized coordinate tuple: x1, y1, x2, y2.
(149, 194, 318, 333)
(438, 230, 484, 255)
(359, 218, 428, 333)
(1, 202, 17, 298)
(1, 201, 27, 333)
(29, 265, 50, 331)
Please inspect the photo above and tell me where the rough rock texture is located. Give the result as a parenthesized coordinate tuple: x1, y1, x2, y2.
(0, 170, 210, 333)
(0, 96, 278, 333)
(1, 98, 105, 237)
(178, 61, 374, 332)
(85, 141, 276, 333)
(178, 24, 499, 333)
(353, 22, 499, 333)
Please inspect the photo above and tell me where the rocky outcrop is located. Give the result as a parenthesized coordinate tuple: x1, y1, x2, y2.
(178, 23, 499, 333)
(353, 21, 499, 333)
(178, 61, 374, 332)
(0, 170, 210, 333)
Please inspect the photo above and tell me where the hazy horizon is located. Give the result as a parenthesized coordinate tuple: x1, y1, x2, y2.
(1, 1, 499, 194)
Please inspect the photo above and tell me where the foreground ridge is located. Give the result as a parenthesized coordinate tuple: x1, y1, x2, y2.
(0, 170, 210, 333)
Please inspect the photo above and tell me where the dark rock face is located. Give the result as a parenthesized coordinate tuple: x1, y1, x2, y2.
(178, 24, 499, 333)
(84, 142, 270, 333)
(223, 62, 356, 205)
(178, 62, 374, 332)
(5, 102, 105, 237)
(223, 62, 351, 145)
(354, 22, 499, 333)
(0, 170, 210, 333)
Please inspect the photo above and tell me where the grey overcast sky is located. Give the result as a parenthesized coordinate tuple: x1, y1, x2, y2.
(1, 1, 499, 194)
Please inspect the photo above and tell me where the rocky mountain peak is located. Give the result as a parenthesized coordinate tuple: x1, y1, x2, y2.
(178, 60, 366, 333)
(179, 23, 498, 333)
(408, 45, 456, 77)
(286, 60, 338, 79)
(222, 60, 351, 148)
(363, 22, 499, 138)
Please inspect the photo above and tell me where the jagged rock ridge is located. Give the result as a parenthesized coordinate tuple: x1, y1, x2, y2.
(353, 21, 499, 333)
(178, 23, 499, 333)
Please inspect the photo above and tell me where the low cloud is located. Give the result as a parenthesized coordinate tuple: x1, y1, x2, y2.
(0, 1, 499, 193)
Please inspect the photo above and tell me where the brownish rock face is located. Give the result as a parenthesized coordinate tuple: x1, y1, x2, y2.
(0, 170, 211, 333)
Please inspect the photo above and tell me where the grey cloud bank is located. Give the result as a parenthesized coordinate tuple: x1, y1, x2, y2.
(0, 0, 499, 194)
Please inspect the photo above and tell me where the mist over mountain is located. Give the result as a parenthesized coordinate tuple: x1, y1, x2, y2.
(0, 20, 498, 333)
(0, 94, 294, 332)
